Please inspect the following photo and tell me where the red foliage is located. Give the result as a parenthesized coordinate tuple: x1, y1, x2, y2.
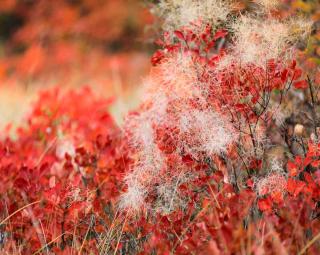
(0, 87, 129, 253)
(0, 2, 319, 254)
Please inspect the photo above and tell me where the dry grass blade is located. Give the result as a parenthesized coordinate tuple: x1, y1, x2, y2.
(78, 215, 95, 255)
(0, 200, 41, 226)
(298, 232, 320, 255)
(113, 213, 128, 255)
(32, 232, 73, 255)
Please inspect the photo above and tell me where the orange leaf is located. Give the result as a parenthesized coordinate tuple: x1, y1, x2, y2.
(287, 161, 298, 177)
(258, 197, 272, 211)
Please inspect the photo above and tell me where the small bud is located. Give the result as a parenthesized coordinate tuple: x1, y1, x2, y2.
(294, 124, 304, 136)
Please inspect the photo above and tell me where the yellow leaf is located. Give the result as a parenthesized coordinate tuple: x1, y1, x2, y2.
(292, 0, 312, 12)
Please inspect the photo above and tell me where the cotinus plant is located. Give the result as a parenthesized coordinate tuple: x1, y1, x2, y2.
(0, 0, 319, 254)
(118, 0, 320, 254)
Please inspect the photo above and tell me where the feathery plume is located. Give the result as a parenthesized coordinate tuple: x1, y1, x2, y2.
(219, 15, 312, 68)
(255, 0, 280, 11)
(256, 159, 287, 197)
(178, 108, 237, 157)
(155, 0, 231, 32)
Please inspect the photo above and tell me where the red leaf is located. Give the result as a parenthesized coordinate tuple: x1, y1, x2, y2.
(304, 157, 313, 168)
(287, 178, 305, 197)
(205, 40, 215, 52)
(234, 103, 245, 111)
(287, 161, 299, 177)
(272, 78, 283, 89)
(311, 160, 320, 168)
(14, 177, 28, 191)
(182, 154, 194, 165)
(267, 59, 276, 72)
(281, 69, 288, 82)
(151, 50, 165, 66)
(304, 172, 316, 188)
(293, 69, 302, 80)
(174, 30, 185, 40)
(293, 80, 308, 89)
(258, 197, 272, 211)
(290, 60, 297, 69)
(246, 178, 254, 188)
(214, 29, 228, 40)
(271, 191, 284, 204)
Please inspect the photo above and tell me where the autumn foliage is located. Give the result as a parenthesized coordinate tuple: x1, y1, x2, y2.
(0, 0, 152, 87)
(0, 0, 320, 255)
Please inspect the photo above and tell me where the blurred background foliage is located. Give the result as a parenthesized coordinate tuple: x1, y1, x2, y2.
(0, 0, 154, 83)
(0, 0, 154, 129)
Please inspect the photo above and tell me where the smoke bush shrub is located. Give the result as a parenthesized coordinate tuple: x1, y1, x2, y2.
(0, 1, 320, 254)
(117, 1, 320, 254)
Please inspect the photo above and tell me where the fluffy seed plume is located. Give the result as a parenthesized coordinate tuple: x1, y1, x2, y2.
(219, 15, 312, 68)
(256, 160, 287, 197)
(155, 0, 231, 32)
(120, 52, 237, 213)
(179, 108, 237, 157)
(232, 16, 288, 65)
(119, 182, 147, 212)
(119, 0, 312, 214)
(254, 0, 280, 11)
(145, 52, 205, 101)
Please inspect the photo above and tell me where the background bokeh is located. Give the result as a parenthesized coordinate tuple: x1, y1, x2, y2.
(0, 0, 155, 130)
